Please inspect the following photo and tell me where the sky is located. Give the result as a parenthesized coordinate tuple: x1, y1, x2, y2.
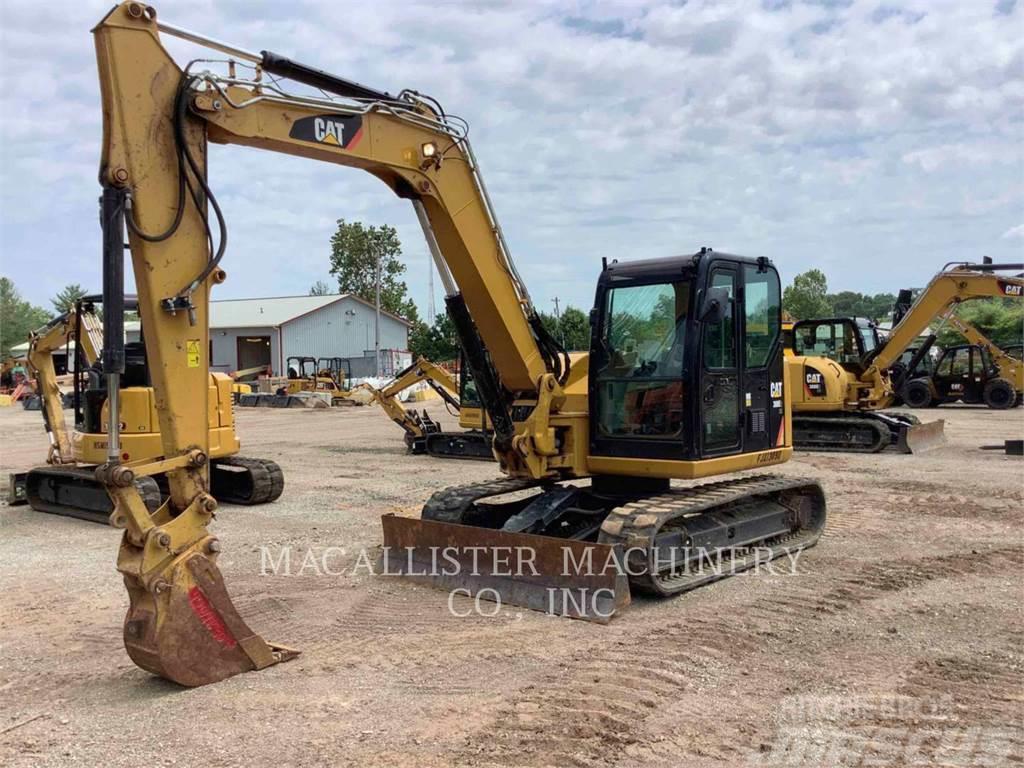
(0, 0, 1021, 321)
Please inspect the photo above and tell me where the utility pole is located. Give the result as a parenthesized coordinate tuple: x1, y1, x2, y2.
(374, 241, 382, 377)
(551, 296, 564, 345)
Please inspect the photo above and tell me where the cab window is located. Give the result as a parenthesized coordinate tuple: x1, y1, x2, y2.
(743, 265, 780, 368)
(596, 281, 689, 438)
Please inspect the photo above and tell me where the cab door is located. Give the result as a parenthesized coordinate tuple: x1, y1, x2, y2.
(740, 263, 783, 453)
(699, 266, 741, 455)
(962, 347, 987, 403)
(933, 347, 967, 402)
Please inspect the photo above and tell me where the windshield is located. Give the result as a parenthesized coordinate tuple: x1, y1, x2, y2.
(595, 280, 690, 438)
(600, 282, 689, 378)
(859, 326, 877, 353)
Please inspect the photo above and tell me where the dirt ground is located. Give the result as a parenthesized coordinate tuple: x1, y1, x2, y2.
(1, 402, 1022, 767)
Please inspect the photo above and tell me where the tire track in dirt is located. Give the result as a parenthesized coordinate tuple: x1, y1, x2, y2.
(899, 654, 1024, 728)
(454, 546, 1022, 767)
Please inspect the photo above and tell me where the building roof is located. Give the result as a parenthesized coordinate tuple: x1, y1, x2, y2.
(210, 293, 412, 328)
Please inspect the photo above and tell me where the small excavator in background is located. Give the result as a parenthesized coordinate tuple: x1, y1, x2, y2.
(786, 261, 1023, 452)
(363, 357, 493, 459)
(10, 295, 283, 522)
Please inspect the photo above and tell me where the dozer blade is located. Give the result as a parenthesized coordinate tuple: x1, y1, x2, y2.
(121, 546, 298, 686)
(380, 515, 630, 623)
(896, 418, 946, 454)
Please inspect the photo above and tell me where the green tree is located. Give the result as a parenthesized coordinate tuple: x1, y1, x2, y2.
(558, 306, 590, 351)
(309, 280, 332, 296)
(1, 277, 50, 357)
(827, 290, 896, 323)
(51, 283, 89, 314)
(408, 313, 460, 362)
(783, 269, 832, 321)
(829, 290, 866, 318)
(328, 219, 419, 322)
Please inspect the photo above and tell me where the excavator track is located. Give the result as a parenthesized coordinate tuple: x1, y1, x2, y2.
(422, 476, 545, 524)
(794, 411, 943, 454)
(210, 456, 285, 505)
(596, 474, 826, 596)
(21, 456, 282, 524)
(794, 415, 891, 453)
(24, 465, 161, 524)
(402, 474, 825, 618)
(423, 431, 495, 461)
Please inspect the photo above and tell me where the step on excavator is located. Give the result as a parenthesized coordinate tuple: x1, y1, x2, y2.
(91, 3, 825, 686)
(10, 295, 283, 522)
(785, 262, 1023, 453)
(363, 357, 494, 459)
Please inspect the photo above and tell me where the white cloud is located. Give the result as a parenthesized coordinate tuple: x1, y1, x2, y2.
(0, 0, 1021, 320)
(1002, 224, 1024, 240)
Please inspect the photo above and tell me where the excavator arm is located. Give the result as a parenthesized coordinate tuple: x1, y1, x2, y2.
(943, 315, 1023, 393)
(26, 306, 103, 464)
(863, 264, 1024, 387)
(367, 358, 460, 443)
(94, 4, 570, 486)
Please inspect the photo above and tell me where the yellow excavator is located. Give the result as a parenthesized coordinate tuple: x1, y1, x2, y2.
(91, 3, 825, 686)
(11, 295, 283, 522)
(364, 357, 493, 458)
(785, 263, 1022, 452)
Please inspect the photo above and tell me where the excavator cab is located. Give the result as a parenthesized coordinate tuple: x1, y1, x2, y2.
(791, 317, 881, 375)
(590, 251, 785, 461)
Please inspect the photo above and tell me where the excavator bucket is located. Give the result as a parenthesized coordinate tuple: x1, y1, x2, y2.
(896, 418, 946, 454)
(120, 545, 298, 687)
(380, 515, 630, 623)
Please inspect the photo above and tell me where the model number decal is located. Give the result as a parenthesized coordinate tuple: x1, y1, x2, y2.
(804, 368, 826, 397)
(757, 449, 783, 464)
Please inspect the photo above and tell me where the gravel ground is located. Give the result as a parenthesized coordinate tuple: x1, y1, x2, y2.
(0, 402, 1022, 767)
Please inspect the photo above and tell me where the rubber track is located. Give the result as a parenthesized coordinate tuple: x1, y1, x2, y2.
(24, 465, 161, 524)
(421, 477, 545, 524)
(794, 415, 890, 453)
(597, 474, 826, 596)
(212, 456, 284, 505)
(423, 431, 494, 461)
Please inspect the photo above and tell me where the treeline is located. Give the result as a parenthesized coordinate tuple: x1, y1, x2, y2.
(783, 268, 1023, 347)
(782, 269, 897, 324)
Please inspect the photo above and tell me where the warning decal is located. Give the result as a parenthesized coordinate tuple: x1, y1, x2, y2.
(187, 339, 201, 368)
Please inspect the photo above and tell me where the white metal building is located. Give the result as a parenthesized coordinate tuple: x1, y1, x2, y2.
(209, 293, 411, 376)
